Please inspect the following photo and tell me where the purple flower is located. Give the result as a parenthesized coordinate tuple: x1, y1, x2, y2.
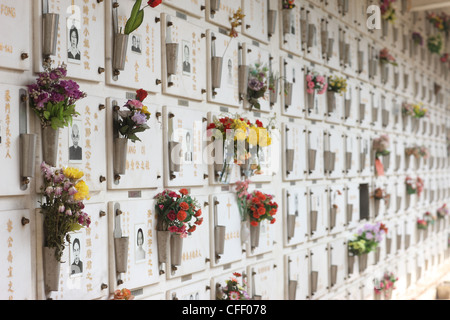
(36, 92, 50, 109)
(248, 78, 264, 91)
(58, 205, 65, 213)
(131, 112, 147, 125)
(68, 186, 78, 196)
(54, 187, 63, 196)
(45, 186, 54, 195)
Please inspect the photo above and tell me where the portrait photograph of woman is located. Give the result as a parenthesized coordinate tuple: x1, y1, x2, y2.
(67, 22, 81, 64)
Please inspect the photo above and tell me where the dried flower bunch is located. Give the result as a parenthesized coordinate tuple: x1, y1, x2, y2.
(154, 189, 203, 238)
(437, 204, 449, 219)
(348, 223, 388, 256)
(40, 162, 91, 262)
(373, 187, 390, 201)
(229, 8, 245, 38)
(216, 272, 250, 300)
(28, 61, 86, 129)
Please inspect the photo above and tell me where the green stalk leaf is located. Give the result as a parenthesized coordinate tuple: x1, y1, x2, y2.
(124, 0, 142, 35)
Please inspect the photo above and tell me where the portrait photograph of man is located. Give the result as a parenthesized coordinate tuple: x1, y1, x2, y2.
(69, 120, 83, 163)
(182, 41, 191, 75)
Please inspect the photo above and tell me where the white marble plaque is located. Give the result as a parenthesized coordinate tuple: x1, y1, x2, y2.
(328, 238, 347, 289)
(282, 122, 306, 181)
(105, 0, 161, 93)
(241, 0, 269, 44)
(286, 250, 309, 300)
(161, 13, 206, 101)
(328, 184, 346, 234)
(327, 128, 345, 180)
(308, 185, 327, 240)
(249, 260, 277, 300)
(346, 183, 360, 229)
(163, 105, 207, 187)
(166, 279, 211, 300)
(283, 187, 308, 247)
(0, 209, 33, 300)
(106, 97, 163, 190)
(307, 126, 324, 180)
(345, 132, 359, 177)
(280, 5, 303, 56)
(33, 0, 105, 82)
(163, 0, 206, 18)
(281, 57, 306, 119)
(309, 243, 328, 298)
(0, 0, 31, 71)
(205, 0, 242, 29)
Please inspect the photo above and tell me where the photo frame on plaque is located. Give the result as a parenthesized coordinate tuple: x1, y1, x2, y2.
(0, 209, 33, 300)
(163, 105, 207, 187)
(107, 200, 159, 291)
(105, 0, 161, 93)
(0, 0, 31, 71)
(106, 97, 163, 190)
(161, 13, 206, 101)
(241, 0, 269, 44)
(33, 0, 105, 83)
(206, 30, 241, 108)
(45, 203, 109, 300)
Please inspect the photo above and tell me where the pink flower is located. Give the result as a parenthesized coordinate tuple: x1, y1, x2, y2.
(308, 81, 315, 89)
(316, 76, 324, 83)
(307, 88, 314, 95)
(167, 211, 176, 221)
(306, 75, 312, 82)
(127, 99, 143, 109)
(168, 226, 178, 233)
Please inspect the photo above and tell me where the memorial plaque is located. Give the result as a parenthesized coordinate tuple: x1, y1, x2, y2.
(345, 132, 359, 177)
(161, 13, 206, 101)
(241, 0, 269, 44)
(280, 4, 303, 57)
(164, 0, 206, 18)
(0, 209, 33, 300)
(249, 260, 277, 300)
(105, 0, 161, 93)
(106, 97, 163, 190)
(281, 57, 306, 119)
(308, 184, 327, 240)
(342, 27, 358, 77)
(282, 122, 307, 181)
(328, 184, 345, 234)
(359, 132, 371, 176)
(107, 200, 159, 290)
(309, 243, 328, 298)
(209, 193, 242, 267)
(163, 105, 207, 187)
(283, 187, 308, 247)
(166, 195, 209, 279)
(327, 128, 344, 180)
(166, 279, 211, 300)
(47, 203, 109, 300)
(356, 34, 369, 81)
(285, 250, 309, 300)
(0, 0, 31, 71)
(206, 30, 241, 108)
(0, 85, 32, 196)
(33, 0, 105, 83)
(205, 0, 242, 30)
(328, 238, 347, 289)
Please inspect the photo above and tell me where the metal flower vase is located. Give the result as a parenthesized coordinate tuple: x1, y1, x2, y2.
(20, 133, 37, 183)
(268, 10, 277, 37)
(43, 246, 61, 292)
(171, 234, 184, 267)
(113, 33, 129, 72)
(211, 56, 223, 90)
(157, 231, 171, 265)
(250, 222, 261, 250)
(215, 225, 226, 258)
(287, 214, 296, 240)
(166, 43, 179, 76)
(41, 127, 59, 167)
(358, 253, 368, 273)
(42, 13, 59, 57)
(114, 237, 129, 273)
(114, 137, 128, 176)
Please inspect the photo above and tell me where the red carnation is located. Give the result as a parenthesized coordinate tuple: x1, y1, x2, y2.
(250, 221, 259, 227)
(188, 226, 197, 233)
(177, 210, 187, 222)
(180, 202, 190, 211)
(195, 209, 202, 217)
(147, 0, 162, 8)
(179, 188, 189, 196)
(136, 89, 148, 102)
(270, 218, 276, 224)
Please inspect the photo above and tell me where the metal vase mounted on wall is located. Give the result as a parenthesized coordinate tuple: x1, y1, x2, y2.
(357, 51, 364, 73)
(327, 39, 334, 61)
(404, 234, 410, 249)
(347, 204, 353, 223)
(114, 237, 129, 273)
(327, 91, 336, 114)
(382, 154, 390, 171)
(270, 80, 279, 106)
(250, 222, 260, 250)
(358, 253, 368, 273)
(214, 225, 226, 257)
(268, 10, 277, 37)
(386, 237, 392, 254)
(396, 196, 401, 212)
(169, 141, 182, 173)
(372, 107, 378, 123)
(211, 56, 223, 90)
(238, 65, 249, 100)
(170, 234, 183, 267)
(346, 151, 352, 171)
(330, 265, 338, 287)
(20, 133, 37, 183)
(288, 280, 297, 300)
(286, 149, 295, 174)
(157, 231, 171, 265)
(210, 0, 221, 13)
(284, 82, 293, 107)
(397, 235, 402, 251)
(287, 214, 296, 240)
(309, 148, 317, 172)
(360, 152, 366, 172)
(42, 13, 59, 57)
(113, 137, 128, 176)
(330, 206, 337, 229)
(166, 43, 179, 76)
(113, 33, 129, 72)
(348, 255, 355, 274)
(324, 150, 332, 172)
(282, 9, 292, 35)
(310, 271, 319, 295)
(43, 247, 61, 293)
(41, 127, 59, 167)
(382, 109, 389, 127)
(310, 210, 318, 234)
(359, 103, 366, 122)
(344, 99, 351, 119)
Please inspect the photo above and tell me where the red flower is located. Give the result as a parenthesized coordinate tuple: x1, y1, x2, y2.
(188, 226, 197, 233)
(270, 218, 276, 224)
(177, 210, 187, 222)
(136, 89, 148, 102)
(250, 221, 259, 227)
(179, 188, 189, 196)
(207, 123, 216, 130)
(269, 208, 277, 216)
(195, 209, 202, 217)
(180, 202, 190, 211)
(147, 0, 162, 8)
(195, 217, 204, 225)
(257, 207, 266, 216)
(253, 212, 260, 219)
(233, 272, 242, 277)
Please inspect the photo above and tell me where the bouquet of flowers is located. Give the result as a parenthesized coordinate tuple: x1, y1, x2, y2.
(426, 12, 449, 33)
(373, 188, 390, 201)
(40, 162, 91, 262)
(375, 272, 398, 296)
(417, 218, 428, 230)
(348, 223, 388, 256)
(123, 0, 162, 35)
(216, 272, 250, 300)
(406, 146, 429, 159)
(411, 103, 428, 118)
(427, 34, 443, 55)
(416, 177, 424, 197)
(305, 72, 328, 95)
(437, 204, 449, 219)
(405, 176, 417, 195)
(116, 89, 151, 143)
(380, 0, 396, 23)
(412, 32, 424, 46)
(154, 189, 203, 238)
(282, 0, 296, 9)
(27, 62, 86, 130)
(379, 48, 398, 66)
(247, 63, 269, 110)
(228, 8, 245, 38)
(424, 211, 436, 227)
(402, 103, 415, 117)
(113, 288, 134, 300)
(373, 135, 390, 158)
(327, 75, 348, 95)
(245, 190, 278, 227)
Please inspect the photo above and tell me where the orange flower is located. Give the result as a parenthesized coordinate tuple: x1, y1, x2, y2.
(195, 217, 204, 225)
(250, 220, 259, 227)
(180, 202, 190, 210)
(269, 208, 277, 216)
(256, 192, 266, 201)
(177, 210, 187, 222)
(195, 209, 202, 217)
(270, 218, 276, 224)
(179, 188, 189, 196)
(257, 207, 266, 216)
(188, 226, 197, 233)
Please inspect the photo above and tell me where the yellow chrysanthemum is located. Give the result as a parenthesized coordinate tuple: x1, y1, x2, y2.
(63, 167, 84, 180)
(73, 180, 90, 201)
(247, 126, 258, 145)
(234, 129, 247, 141)
(257, 128, 272, 147)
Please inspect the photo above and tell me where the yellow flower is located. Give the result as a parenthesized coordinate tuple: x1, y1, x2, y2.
(257, 128, 272, 147)
(234, 129, 247, 141)
(142, 106, 151, 116)
(247, 126, 258, 145)
(73, 180, 90, 201)
(63, 167, 84, 180)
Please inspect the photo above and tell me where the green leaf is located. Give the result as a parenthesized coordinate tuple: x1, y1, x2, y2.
(124, 0, 142, 35)
(43, 111, 51, 119)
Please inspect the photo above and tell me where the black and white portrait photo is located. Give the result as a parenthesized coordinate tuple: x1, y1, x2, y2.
(131, 34, 142, 54)
(69, 120, 83, 163)
(182, 41, 191, 75)
(135, 225, 146, 263)
(184, 130, 193, 163)
(67, 23, 81, 64)
(70, 235, 83, 276)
